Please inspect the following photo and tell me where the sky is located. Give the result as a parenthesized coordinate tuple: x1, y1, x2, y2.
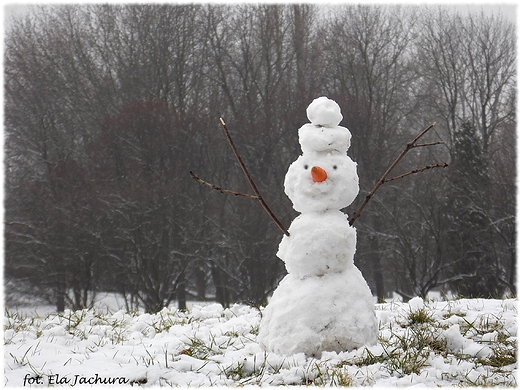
(3, 2, 519, 29)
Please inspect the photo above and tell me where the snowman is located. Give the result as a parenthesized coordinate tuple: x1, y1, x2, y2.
(258, 97, 378, 357)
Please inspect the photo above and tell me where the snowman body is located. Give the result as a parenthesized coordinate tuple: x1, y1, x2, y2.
(258, 97, 378, 357)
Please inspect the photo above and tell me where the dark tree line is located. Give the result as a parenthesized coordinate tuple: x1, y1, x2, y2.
(4, 4, 515, 312)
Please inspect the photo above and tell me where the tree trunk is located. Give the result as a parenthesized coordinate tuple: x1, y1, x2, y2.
(370, 235, 385, 303)
(509, 250, 516, 296)
(73, 287, 82, 310)
(195, 267, 206, 300)
(177, 270, 187, 311)
(211, 263, 230, 308)
(374, 261, 385, 303)
(56, 285, 66, 312)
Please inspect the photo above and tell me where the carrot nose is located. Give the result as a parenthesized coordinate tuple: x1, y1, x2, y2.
(311, 166, 328, 182)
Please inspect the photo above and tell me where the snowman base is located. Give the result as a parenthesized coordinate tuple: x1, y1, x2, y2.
(258, 270, 378, 358)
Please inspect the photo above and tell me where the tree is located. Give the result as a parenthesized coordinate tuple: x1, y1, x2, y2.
(463, 11, 516, 156)
(446, 121, 503, 298)
(88, 101, 193, 312)
(4, 5, 108, 311)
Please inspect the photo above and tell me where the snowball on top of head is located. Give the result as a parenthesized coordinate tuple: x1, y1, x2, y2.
(299, 97, 352, 154)
(306, 96, 343, 128)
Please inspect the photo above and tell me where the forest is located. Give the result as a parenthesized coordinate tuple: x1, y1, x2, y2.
(4, 4, 516, 312)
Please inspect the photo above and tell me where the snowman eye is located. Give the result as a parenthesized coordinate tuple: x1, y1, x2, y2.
(304, 164, 309, 170)
(333, 165, 337, 170)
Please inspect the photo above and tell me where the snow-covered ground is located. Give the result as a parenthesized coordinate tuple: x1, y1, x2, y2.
(4, 297, 517, 387)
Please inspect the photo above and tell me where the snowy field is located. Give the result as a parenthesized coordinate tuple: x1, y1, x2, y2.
(4, 297, 517, 387)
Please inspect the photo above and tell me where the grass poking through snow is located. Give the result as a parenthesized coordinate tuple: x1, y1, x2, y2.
(4, 298, 517, 387)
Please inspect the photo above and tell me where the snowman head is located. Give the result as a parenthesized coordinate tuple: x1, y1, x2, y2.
(284, 151, 359, 213)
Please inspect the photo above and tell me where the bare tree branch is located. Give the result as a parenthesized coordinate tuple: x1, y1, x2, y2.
(191, 118, 290, 236)
(219, 118, 289, 236)
(189, 171, 260, 199)
(349, 121, 448, 226)
(413, 141, 445, 148)
(384, 163, 448, 183)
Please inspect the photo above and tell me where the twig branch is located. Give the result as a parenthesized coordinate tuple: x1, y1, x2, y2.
(190, 118, 289, 236)
(219, 118, 289, 236)
(349, 121, 447, 226)
(189, 171, 260, 199)
(413, 141, 445, 148)
(409, 121, 437, 145)
(384, 163, 448, 183)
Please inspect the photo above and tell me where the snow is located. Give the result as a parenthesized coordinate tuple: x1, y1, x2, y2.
(300, 97, 351, 155)
(443, 324, 493, 358)
(298, 124, 352, 154)
(4, 298, 517, 387)
(259, 96, 377, 357)
(257, 271, 378, 357)
(306, 96, 343, 128)
(277, 211, 357, 278)
(408, 296, 425, 311)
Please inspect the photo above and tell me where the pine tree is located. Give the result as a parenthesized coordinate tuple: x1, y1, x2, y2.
(447, 121, 504, 298)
